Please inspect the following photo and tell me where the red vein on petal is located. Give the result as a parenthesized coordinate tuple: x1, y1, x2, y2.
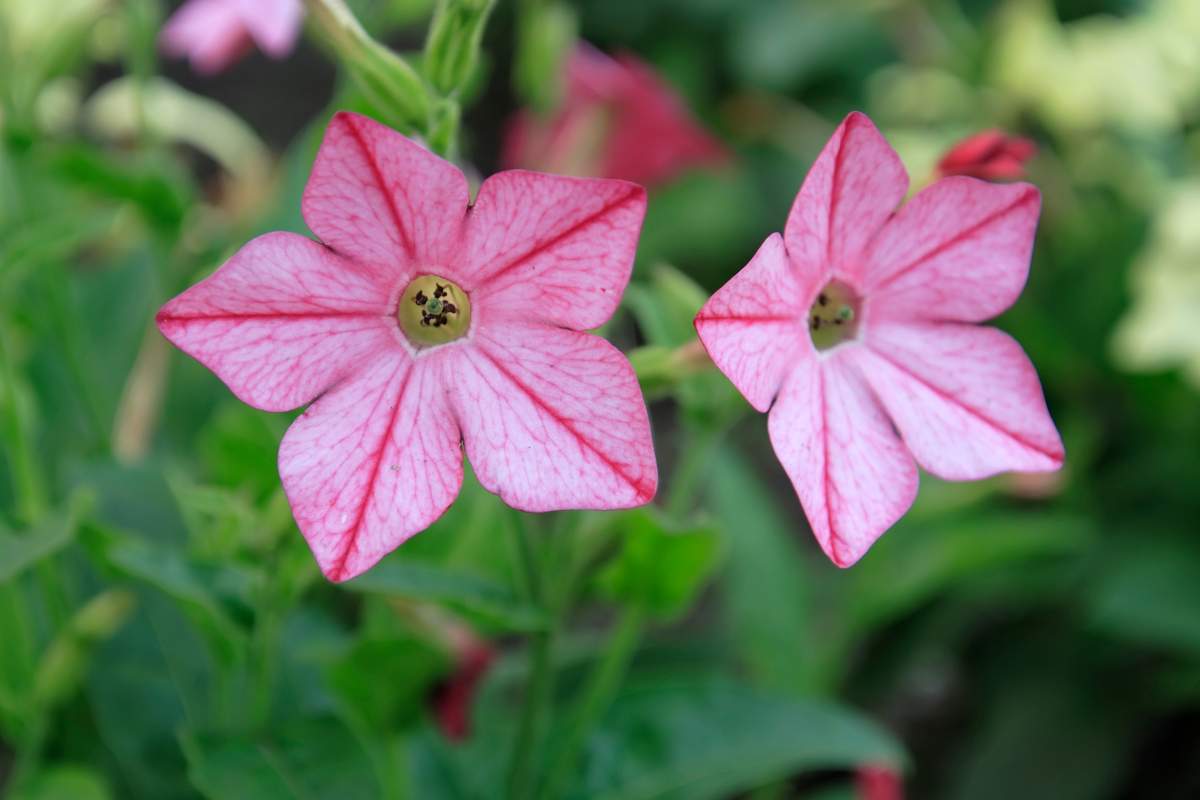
(868, 345, 1062, 461)
(158, 311, 384, 322)
(344, 115, 417, 261)
(476, 346, 651, 502)
(825, 119, 853, 267)
(327, 360, 415, 581)
(478, 187, 642, 291)
(817, 364, 844, 566)
(696, 315, 799, 324)
(869, 188, 1036, 295)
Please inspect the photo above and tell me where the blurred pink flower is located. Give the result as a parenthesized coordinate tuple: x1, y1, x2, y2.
(433, 641, 495, 741)
(935, 130, 1036, 181)
(158, 112, 656, 582)
(161, 0, 303, 75)
(503, 44, 727, 187)
(856, 764, 904, 800)
(695, 112, 1062, 567)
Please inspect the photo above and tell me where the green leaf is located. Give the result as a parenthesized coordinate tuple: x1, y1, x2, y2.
(596, 508, 721, 619)
(344, 558, 548, 632)
(423, 0, 497, 96)
(0, 514, 74, 584)
(569, 677, 905, 800)
(707, 450, 817, 693)
(182, 715, 380, 800)
(1088, 536, 1200, 658)
(10, 765, 112, 800)
(327, 635, 449, 733)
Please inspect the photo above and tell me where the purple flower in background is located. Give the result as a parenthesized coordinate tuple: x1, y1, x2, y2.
(161, 0, 303, 75)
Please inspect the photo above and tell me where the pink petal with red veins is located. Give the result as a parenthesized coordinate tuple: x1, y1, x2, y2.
(852, 321, 1064, 480)
(233, 0, 302, 57)
(694, 233, 809, 412)
(464, 171, 645, 329)
(768, 349, 918, 567)
(303, 112, 470, 273)
(784, 112, 908, 287)
(156, 232, 396, 412)
(160, 0, 252, 75)
(863, 178, 1040, 323)
(279, 351, 463, 582)
(449, 323, 657, 511)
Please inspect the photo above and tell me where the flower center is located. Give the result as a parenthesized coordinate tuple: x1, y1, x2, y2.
(808, 280, 860, 351)
(397, 274, 472, 347)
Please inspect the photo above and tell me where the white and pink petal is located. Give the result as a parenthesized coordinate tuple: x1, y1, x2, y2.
(156, 232, 396, 412)
(863, 177, 1040, 323)
(302, 112, 470, 273)
(694, 233, 809, 412)
(450, 323, 657, 512)
(784, 112, 908, 287)
(852, 320, 1064, 480)
(767, 349, 918, 567)
(279, 351, 463, 582)
(464, 171, 646, 330)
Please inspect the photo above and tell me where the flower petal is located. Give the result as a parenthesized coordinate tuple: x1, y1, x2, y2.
(279, 351, 463, 582)
(233, 0, 302, 57)
(694, 233, 809, 412)
(464, 171, 645, 329)
(862, 178, 1040, 322)
(784, 112, 908, 287)
(449, 323, 657, 511)
(767, 349, 918, 567)
(156, 232, 396, 412)
(160, 0, 251, 75)
(852, 321, 1064, 480)
(302, 112, 470, 272)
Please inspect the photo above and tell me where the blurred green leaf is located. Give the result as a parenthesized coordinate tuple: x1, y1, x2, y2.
(182, 715, 380, 800)
(569, 677, 904, 800)
(707, 449, 817, 694)
(10, 765, 112, 800)
(1088, 536, 1200, 659)
(327, 635, 449, 733)
(345, 558, 547, 632)
(0, 514, 73, 584)
(596, 507, 721, 619)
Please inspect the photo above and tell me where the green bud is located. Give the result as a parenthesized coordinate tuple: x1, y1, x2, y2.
(33, 590, 136, 711)
(423, 0, 496, 96)
(304, 0, 432, 131)
(514, 0, 577, 111)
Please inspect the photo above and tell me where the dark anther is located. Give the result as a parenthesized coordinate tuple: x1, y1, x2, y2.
(414, 291, 428, 306)
(443, 303, 457, 314)
(434, 284, 447, 299)
(834, 318, 843, 326)
(420, 317, 430, 326)
(811, 317, 821, 331)
(818, 293, 828, 306)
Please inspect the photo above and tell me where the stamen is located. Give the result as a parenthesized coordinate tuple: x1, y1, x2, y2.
(397, 274, 472, 347)
(808, 281, 860, 351)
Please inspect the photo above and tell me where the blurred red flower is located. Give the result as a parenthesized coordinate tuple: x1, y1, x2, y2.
(503, 44, 727, 187)
(856, 764, 904, 800)
(433, 642, 496, 741)
(935, 130, 1036, 181)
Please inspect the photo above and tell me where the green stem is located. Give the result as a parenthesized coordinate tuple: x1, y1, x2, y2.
(0, 325, 46, 524)
(506, 512, 555, 800)
(540, 606, 645, 800)
(665, 422, 726, 518)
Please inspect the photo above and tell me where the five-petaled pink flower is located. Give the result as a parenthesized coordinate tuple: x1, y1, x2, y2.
(694, 112, 1063, 567)
(502, 44, 727, 188)
(935, 129, 1037, 182)
(161, 0, 303, 75)
(157, 111, 657, 582)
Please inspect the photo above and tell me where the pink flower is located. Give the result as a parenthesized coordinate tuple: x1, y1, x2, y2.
(502, 44, 727, 188)
(694, 112, 1063, 566)
(432, 641, 495, 741)
(157, 112, 656, 581)
(161, 0, 303, 75)
(856, 764, 904, 800)
(935, 130, 1037, 182)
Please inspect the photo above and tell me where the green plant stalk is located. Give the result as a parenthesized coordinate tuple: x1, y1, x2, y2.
(506, 512, 555, 800)
(539, 605, 645, 800)
(0, 325, 46, 525)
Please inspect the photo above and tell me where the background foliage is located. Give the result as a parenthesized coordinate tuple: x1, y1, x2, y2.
(2, 0, 1199, 798)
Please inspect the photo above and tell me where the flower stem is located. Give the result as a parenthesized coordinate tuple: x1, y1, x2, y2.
(506, 512, 555, 800)
(539, 605, 645, 800)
